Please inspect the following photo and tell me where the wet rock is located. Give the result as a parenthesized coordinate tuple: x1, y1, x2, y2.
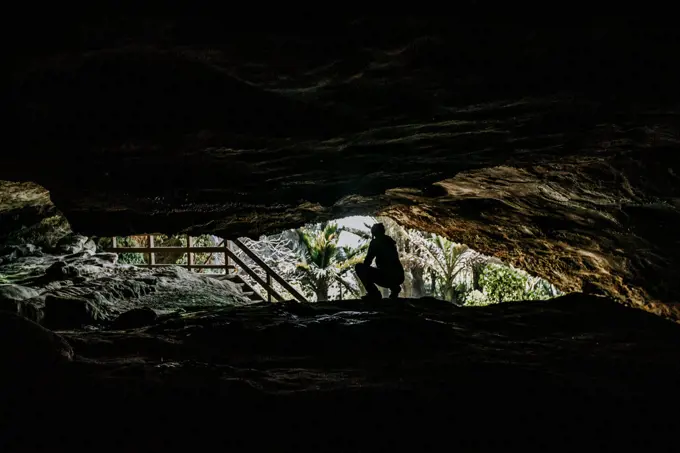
(63, 250, 95, 262)
(44, 292, 111, 329)
(16, 297, 46, 324)
(0, 311, 73, 387)
(0, 283, 39, 302)
(0, 285, 44, 323)
(55, 234, 96, 255)
(111, 307, 158, 329)
(45, 261, 81, 281)
(0, 244, 43, 264)
(92, 252, 118, 264)
(133, 276, 158, 285)
(120, 280, 145, 298)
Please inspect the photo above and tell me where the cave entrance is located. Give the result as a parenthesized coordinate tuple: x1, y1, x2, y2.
(100, 215, 561, 305)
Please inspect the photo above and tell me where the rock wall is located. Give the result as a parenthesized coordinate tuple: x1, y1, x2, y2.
(0, 181, 71, 248)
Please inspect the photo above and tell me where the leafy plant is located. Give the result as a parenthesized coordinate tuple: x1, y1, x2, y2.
(293, 222, 368, 301)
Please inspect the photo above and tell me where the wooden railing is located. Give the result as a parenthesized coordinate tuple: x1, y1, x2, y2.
(105, 235, 307, 303)
(230, 238, 308, 304)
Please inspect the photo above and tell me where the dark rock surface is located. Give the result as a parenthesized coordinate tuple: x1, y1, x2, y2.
(1, 294, 678, 450)
(110, 306, 158, 329)
(0, 311, 73, 386)
(5, 19, 680, 320)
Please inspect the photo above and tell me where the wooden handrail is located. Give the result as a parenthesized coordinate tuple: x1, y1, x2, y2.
(136, 264, 236, 269)
(105, 236, 302, 304)
(230, 238, 308, 303)
(106, 246, 228, 253)
(224, 248, 284, 302)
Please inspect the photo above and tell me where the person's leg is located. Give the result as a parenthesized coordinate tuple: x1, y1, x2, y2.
(388, 284, 402, 299)
(355, 263, 381, 299)
(370, 269, 403, 299)
(372, 268, 404, 299)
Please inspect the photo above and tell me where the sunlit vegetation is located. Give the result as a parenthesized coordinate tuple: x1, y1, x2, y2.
(98, 216, 561, 306)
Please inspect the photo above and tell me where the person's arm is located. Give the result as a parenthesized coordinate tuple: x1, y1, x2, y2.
(364, 240, 376, 265)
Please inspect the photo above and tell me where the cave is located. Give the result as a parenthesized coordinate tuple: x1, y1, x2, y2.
(3, 18, 680, 450)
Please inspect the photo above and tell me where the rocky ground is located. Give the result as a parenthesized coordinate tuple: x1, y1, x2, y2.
(1, 240, 679, 450)
(0, 233, 251, 330)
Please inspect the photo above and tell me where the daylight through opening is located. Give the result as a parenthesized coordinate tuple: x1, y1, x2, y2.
(98, 215, 563, 306)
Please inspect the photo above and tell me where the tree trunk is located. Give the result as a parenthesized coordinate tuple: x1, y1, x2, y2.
(430, 270, 437, 296)
(402, 272, 413, 298)
(472, 263, 483, 291)
(443, 278, 455, 302)
(316, 279, 329, 302)
(410, 267, 426, 298)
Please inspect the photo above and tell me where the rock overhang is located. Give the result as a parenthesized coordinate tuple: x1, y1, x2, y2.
(5, 18, 680, 319)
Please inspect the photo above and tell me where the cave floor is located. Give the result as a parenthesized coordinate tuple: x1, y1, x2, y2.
(4, 294, 680, 451)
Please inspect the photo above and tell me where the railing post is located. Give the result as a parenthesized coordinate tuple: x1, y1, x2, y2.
(148, 234, 155, 267)
(266, 272, 272, 303)
(224, 239, 230, 275)
(112, 237, 117, 248)
(187, 234, 193, 272)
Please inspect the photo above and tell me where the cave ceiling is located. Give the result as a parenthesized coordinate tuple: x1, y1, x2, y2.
(5, 18, 680, 318)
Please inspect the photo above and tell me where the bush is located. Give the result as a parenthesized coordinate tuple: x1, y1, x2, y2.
(464, 290, 489, 306)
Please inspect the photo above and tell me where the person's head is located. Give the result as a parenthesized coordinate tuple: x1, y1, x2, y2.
(370, 223, 386, 238)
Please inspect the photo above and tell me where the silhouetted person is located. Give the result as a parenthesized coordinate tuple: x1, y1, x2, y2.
(355, 223, 405, 300)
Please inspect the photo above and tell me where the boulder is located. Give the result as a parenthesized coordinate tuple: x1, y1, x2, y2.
(110, 307, 159, 329)
(0, 244, 43, 263)
(63, 250, 95, 262)
(92, 252, 118, 264)
(0, 284, 39, 302)
(55, 234, 96, 255)
(0, 284, 44, 323)
(44, 292, 110, 329)
(44, 261, 81, 281)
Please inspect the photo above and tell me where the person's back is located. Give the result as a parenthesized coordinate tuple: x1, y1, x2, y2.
(355, 223, 405, 300)
(369, 235, 404, 278)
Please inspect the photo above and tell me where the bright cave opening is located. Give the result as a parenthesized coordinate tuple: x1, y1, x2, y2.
(97, 215, 563, 305)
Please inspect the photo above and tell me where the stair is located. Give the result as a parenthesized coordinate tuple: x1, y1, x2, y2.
(106, 235, 305, 303)
(211, 273, 265, 302)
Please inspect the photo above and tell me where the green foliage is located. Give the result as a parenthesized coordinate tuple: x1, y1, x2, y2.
(523, 277, 557, 301)
(293, 222, 368, 301)
(475, 263, 556, 304)
(462, 289, 489, 306)
(479, 263, 527, 303)
(115, 236, 146, 265)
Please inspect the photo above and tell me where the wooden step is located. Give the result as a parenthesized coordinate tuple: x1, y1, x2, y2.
(242, 291, 264, 301)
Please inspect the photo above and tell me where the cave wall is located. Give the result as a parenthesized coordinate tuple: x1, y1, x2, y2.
(0, 181, 71, 248)
(5, 18, 680, 319)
